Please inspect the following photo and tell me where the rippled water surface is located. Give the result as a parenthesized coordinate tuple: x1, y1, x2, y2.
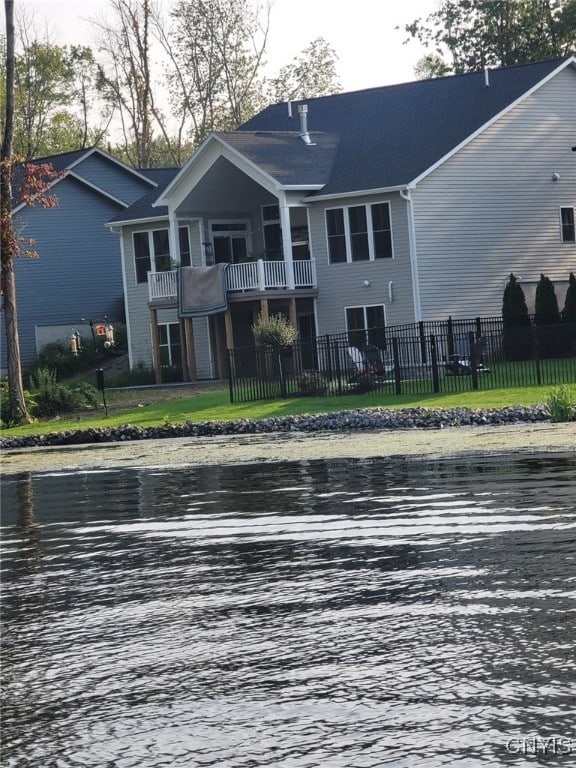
(2, 452, 576, 767)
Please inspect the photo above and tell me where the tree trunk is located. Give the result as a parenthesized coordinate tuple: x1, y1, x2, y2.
(2, 0, 32, 424)
(1, 265, 32, 424)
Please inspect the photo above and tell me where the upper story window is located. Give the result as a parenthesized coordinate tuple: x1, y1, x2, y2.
(326, 202, 393, 264)
(262, 204, 282, 259)
(179, 226, 191, 266)
(133, 226, 190, 284)
(560, 207, 575, 243)
(210, 221, 250, 265)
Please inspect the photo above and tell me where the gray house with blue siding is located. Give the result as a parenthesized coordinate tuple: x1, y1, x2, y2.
(111, 57, 575, 383)
(0, 148, 170, 374)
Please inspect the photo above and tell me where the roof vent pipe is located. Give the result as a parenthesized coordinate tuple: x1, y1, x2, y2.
(484, 67, 490, 87)
(298, 104, 311, 144)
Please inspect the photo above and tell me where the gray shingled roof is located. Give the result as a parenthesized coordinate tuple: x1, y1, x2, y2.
(239, 58, 572, 196)
(107, 168, 181, 224)
(12, 147, 161, 208)
(218, 130, 340, 186)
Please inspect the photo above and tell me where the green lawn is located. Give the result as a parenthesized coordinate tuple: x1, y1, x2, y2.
(0, 383, 561, 439)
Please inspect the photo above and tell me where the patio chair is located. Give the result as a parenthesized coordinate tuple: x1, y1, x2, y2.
(363, 344, 385, 375)
(347, 345, 394, 387)
(444, 336, 489, 375)
(347, 346, 366, 372)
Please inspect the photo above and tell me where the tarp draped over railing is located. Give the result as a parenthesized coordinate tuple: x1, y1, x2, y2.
(178, 264, 229, 318)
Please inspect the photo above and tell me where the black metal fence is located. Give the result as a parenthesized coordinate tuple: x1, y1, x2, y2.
(228, 317, 576, 403)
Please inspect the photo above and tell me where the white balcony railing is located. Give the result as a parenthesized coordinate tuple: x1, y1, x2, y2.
(148, 270, 178, 301)
(148, 259, 317, 301)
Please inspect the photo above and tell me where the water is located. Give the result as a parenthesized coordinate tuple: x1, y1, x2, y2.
(2, 452, 576, 767)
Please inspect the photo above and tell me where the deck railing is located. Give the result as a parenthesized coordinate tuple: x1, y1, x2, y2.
(148, 259, 317, 301)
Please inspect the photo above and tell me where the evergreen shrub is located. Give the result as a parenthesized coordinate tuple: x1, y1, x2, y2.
(562, 272, 576, 356)
(534, 274, 561, 358)
(502, 273, 532, 361)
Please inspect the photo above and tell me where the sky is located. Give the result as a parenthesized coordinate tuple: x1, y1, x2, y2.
(19, 0, 441, 92)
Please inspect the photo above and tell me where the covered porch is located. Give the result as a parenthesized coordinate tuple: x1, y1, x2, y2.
(148, 292, 317, 384)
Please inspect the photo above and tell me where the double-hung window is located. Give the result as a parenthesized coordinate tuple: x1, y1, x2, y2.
(326, 202, 393, 264)
(133, 226, 190, 284)
(179, 226, 191, 266)
(158, 323, 182, 368)
(560, 207, 575, 243)
(345, 304, 386, 349)
(210, 221, 250, 264)
(262, 204, 282, 259)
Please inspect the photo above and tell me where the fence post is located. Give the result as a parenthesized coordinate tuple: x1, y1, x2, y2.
(430, 334, 440, 393)
(447, 316, 454, 357)
(475, 317, 482, 339)
(278, 349, 287, 397)
(419, 321, 427, 364)
(334, 338, 343, 394)
(469, 330, 479, 390)
(228, 349, 235, 403)
(532, 325, 542, 386)
(392, 337, 402, 395)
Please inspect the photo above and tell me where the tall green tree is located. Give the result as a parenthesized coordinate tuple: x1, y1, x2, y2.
(414, 52, 451, 80)
(562, 272, 576, 323)
(0, 0, 28, 424)
(13, 38, 74, 159)
(0, 14, 106, 159)
(265, 37, 342, 103)
(93, 0, 156, 168)
(163, 0, 270, 146)
(403, 0, 576, 74)
(562, 271, 576, 354)
(502, 272, 532, 360)
(534, 273, 561, 358)
(534, 273, 561, 325)
(1, 0, 59, 425)
(68, 45, 113, 150)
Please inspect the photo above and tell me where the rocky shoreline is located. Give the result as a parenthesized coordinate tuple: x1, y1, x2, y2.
(0, 404, 552, 450)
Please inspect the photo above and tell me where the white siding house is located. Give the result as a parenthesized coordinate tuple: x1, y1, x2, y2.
(111, 57, 576, 383)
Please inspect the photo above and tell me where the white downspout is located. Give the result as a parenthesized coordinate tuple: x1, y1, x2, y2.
(399, 186, 422, 321)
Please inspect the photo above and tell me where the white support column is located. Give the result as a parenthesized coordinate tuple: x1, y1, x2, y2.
(257, 258, 266, 290)
(168, 207, 180, 267)
(279, 195, 295, 289)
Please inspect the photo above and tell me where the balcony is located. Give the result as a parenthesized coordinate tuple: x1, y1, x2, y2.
(148, 259, 317, 302)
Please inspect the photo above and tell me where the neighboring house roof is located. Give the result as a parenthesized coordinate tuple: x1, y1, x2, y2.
(12, 146, 159, 210)
(107, 167, 181, 226)
(138, 167, 180, 185)
(237, 56, 575, 197)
